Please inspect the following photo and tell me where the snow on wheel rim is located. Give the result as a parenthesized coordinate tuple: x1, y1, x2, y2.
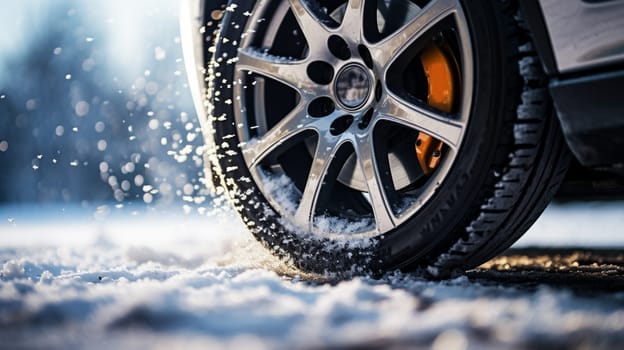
(229, 0, 474, 239)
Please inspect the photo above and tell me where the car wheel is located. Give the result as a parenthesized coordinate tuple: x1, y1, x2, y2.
(205, 0, 570, 276)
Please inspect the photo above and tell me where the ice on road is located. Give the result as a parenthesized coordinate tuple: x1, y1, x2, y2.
(1, 203, 624, 349)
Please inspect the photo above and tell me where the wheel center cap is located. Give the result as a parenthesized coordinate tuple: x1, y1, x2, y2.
(335, 64, 371, 110)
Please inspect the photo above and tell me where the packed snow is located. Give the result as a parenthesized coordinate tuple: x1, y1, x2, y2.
(1, 202, 624, 349)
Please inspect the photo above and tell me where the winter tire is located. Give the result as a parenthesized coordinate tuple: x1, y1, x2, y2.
(204, 0, 570, 276)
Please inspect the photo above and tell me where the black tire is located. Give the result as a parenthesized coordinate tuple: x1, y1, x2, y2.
(205, 0, 570, 277)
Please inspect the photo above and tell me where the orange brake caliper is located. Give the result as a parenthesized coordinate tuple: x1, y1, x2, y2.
(416, 43, 456, 175)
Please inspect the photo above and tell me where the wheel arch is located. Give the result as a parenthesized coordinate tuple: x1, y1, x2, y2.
(181, 0, 228, 194)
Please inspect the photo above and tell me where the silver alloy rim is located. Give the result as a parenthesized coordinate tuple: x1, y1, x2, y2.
(230, 0, 474, 238)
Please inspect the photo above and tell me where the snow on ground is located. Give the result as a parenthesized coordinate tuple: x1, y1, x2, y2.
(1, 202, 624, 349)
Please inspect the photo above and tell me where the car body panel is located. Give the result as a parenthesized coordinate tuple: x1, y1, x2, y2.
(180, 0, 220, 193)
(180, 0, 207, 127)
(550, 69, 624, 168)
(539, 0, 624, 73)
(533, 0, 624, 169)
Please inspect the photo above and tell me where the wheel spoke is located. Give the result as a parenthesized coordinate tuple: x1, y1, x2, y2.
(338, 0, 364, 41)
(377, 93, 464, 150)
(288, 0, 333, 53)
(353, 134, 396, 233)
(294, 136, 346, 229)
(241, 103, 312, 167)
(370, 0, 462, 68)
(236, 48, 316, 97)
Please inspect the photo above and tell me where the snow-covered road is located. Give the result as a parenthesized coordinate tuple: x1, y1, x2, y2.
(1, 203, 624, 349)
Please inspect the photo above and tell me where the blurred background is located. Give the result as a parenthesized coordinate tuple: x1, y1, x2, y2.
(0, 0, 208, 214)
(0, 0, 622, 244)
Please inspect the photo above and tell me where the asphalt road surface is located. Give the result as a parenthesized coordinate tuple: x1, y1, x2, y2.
(472, 248, 624, 293)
